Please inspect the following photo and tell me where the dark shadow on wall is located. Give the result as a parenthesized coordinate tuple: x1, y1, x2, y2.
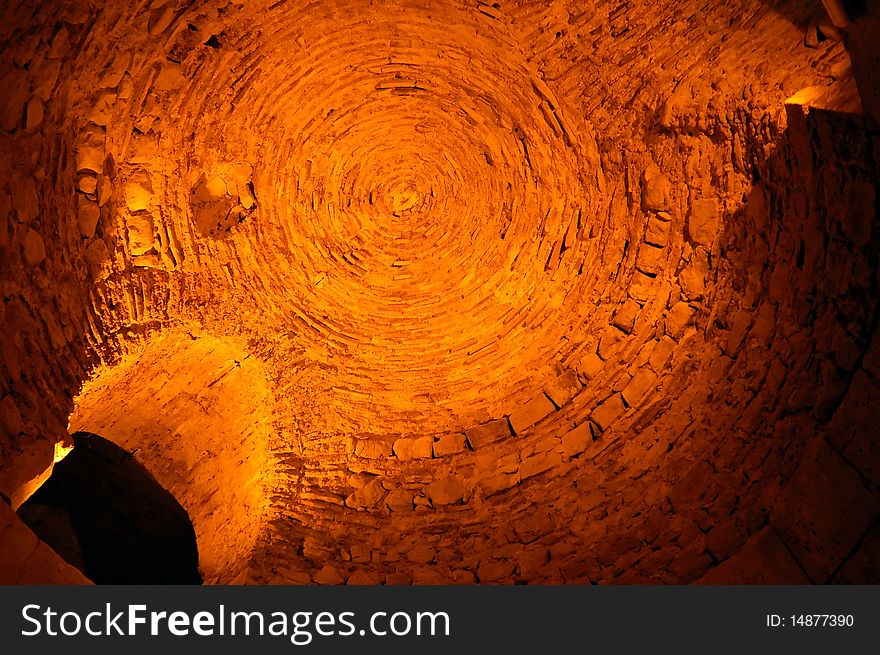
(687, 87, 880, 583)
(17, 432, 202, 584)
(754, 0, 868, 28)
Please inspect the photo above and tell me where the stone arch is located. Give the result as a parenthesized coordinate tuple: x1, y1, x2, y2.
(68, 330, 274, 584)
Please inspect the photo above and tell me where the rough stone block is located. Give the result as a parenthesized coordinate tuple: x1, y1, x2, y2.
(22, 228, 46, 265)
(77, 195, 101, 238)
(561, 422, 593, 457)
(644, 213, 671, 246)
(519, 451, 561, 481)
(433, 433, 467, 457)
(393, 436, 433, 461)
(636, 243, 665, 275)
(612, 299, 640, 333)
(426, 475, 467, 505)
(464, 419, 510, 449)
(622, 369, 658, 407)
(591, 394, 626, 431)
(641, 163, 672, 211)
(544, 369, 581, 407)
(354, 439, 392, 459)
(312, 564, 344, 585)
(344, 478, 385, 509)
(687, 197, 722, 246)
(477, 559, 516, 582)
(124, 170, 153, 212)
(665, 302, 695, 338)
(508, 394, 556, 435)
(648, 336, 676, 371)
(577, 351, 605, 379)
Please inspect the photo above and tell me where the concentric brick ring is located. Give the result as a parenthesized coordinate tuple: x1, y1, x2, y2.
(170, 2, 610, 429)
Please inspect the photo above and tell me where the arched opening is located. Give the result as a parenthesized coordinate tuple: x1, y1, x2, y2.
(17, 432, 202, 584)
(68, 330, 274, 584)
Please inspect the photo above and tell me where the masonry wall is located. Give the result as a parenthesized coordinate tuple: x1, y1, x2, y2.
(0, 0, 877, 584)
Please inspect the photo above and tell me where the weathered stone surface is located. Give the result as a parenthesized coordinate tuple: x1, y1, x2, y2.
(464, 419, 510, 449)
(312, 564, 345, 585)
(426, 475, 466, 505)
(126, 212, 154, 255)
(621, 369, 658, 407)
(194, 176, 227, 203)
(679, 248, 708, 299)
(355, 439, 393, 459)
(697, 527, 808, 584)
(644, 214, 670, 246)
(519, 451, 561, 480)
(75, 124, 105, 173)
(636, 243, 665, 275)
(124, 170, 153, 212)
(544, 369, 581, 407)
(345, 478, 385, 509)
(641, 163, 672, 211)
(385, 488, 414, 511)
(77, 196, 101, 238)
(508, 394, 556, 434)
(687, 197, 722, 246)
(591, 394, 626, 431)
(433, 433, 467, 457)
(0, 501, 90, 584)
(648, 337, 676, 371)
(577, 352, 605, 379)
(477, 559, 516, 582)
(611, 299, 640, 334)
(561, 422, 593, 457)
(0, 0, 878, 589)
(22, 228, 46, 265)
(346, 569, 381, 585)
(831, 524, 880, 583)
(665, 302, 695, 338)
(13, 178, 40, 223)
(773, 440, 880, 582)
(827, 370, 880, 486)
(393, 435, 433, 461)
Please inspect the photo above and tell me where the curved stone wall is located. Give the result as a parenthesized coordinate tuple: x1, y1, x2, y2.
(0, 0, 878, 584)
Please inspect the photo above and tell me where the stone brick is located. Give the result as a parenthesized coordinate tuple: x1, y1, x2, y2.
(544, 369, 581, 407)
(426, 475, 467, 505)
(355, 439, 392, 459)
(611, 299, 640, 334)
(577, 351, 605, 379)
(636, 243, 665, 275)
(561, 422, 594, 458)
(312, 564, 345, 585)
(519, 451, 561, 481)
(644, 213, 670, 247)
(433, 433, 467, 457)
(591, 394, 626, 431)
(508, 394, 556, 435)
(393, 435, 433, 461)
(464, 419, 510, 449)
(622, 369, 658, 407)
(345, 478, 386, 509)
(641, 163, 672, 211)
(687, 197, 722, 246)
